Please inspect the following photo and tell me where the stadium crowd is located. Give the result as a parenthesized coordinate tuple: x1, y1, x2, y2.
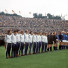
(0, 15, 68, 33)
(5, 30, 68, 59)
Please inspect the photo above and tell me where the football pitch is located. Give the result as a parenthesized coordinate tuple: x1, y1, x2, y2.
(0, 46, 68, 68)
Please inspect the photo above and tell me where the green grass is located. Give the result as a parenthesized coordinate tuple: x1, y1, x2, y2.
(0, 46, 68, 68)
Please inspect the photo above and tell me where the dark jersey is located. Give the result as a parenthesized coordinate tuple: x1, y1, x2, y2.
(47, 35, 53, 44)
(58, 34, 63, 42)
(52, 35, 57, 43)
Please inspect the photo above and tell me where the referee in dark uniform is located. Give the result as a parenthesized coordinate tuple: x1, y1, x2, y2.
(47, 32, 53, 51)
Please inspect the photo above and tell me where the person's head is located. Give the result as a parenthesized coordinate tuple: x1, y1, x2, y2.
(42, 32, 44, 35)
(48, 32, 50, 35)
(21, 30, 24, 35)
(7, 30, 12, 35)
(38, 32, 40, 35)
(39, 32, 42, 35)
(56, 32, 58, 35)
(51, 32, 54, 35)
(59, 32, 62, 35)
(17, 30, 20, 34)
(14, 30, 17, 35)
(67, 32, 68, 35)
(54, 32, 56, 35)
(36, 32, 38, 35)
(45, 32, 47, 36)
(30, 31, 33, 35)
(34, 32, 36, 35)
(61, 31, 66, 34)
(25, 30, 28, 34)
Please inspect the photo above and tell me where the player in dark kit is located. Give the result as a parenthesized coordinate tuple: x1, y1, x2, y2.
(53, 32, 57, 50)
(47, 32, 53, 51)
(58, 32, 63, 50)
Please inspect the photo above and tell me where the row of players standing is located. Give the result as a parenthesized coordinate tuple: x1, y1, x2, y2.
(5, 30, 68, 58)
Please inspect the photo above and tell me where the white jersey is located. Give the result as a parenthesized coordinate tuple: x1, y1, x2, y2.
(41, 35, 44, 42)
(11, 33, 17, 44)
(39, 35, 42, 42)
(24, 33, 29, 43)
(28, 34, 33, 43)
(44, 36, 48, 43)
(5, 34, 12, 43)
(36, 35, 40, 42)
(33, 34, 37, 42)
(16, 33, 21, 42)
(20, 34, 24, 43)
